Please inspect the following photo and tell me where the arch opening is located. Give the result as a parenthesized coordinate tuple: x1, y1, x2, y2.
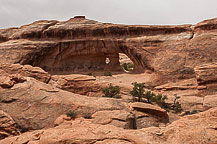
(119, 53, 135, 72)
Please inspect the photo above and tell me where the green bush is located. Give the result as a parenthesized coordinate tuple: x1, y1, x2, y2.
(174, 101, 182, 113)
(121, 63, 134, 71)
(102, 84, 120, 98)
(66, 110, 77, 119)
(172, 94, 182, 113)
(144, 90, 156, 103)
(83, 113, 92, 119)
(104, 71, 112, 76)
(87, 73, 92, 76)
(153, 93, 168, 108)
(130, 82, 146, 102)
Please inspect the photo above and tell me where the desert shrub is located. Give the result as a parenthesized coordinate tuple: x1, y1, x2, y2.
(122, 63, 134, 71)
(66, 110, 77, 119)
(83, 113, 92, 119)
(174, 101, 182, 113)
(102, 84, 120, 98)
(87, 73, 92, 76)
(182, 110, 198, 116)
(130, 82, 146, 102)
(144, 90, 156, 103)
(173, 94, 180, 105)
(153, 93, 168, 108)
(172, 94, 182, 113)
(104, 71, 112, 76)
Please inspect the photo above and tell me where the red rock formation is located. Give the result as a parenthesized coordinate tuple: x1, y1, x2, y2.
(1, 107, 216, 144)
(0, 17, 216, 84)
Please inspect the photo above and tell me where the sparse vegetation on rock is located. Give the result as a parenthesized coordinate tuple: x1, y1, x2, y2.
(104, 71, 112, 76)
(0, 16, 217, 144)
(122, 63, 134, 71)
(83, 113, 92, 119)
(153, 93, 168, 108)
(87, 73, 92, 76)
(102, 84, 121, 98)
(182, 110, 198, 116)
(172, 94, 182, 113)
(66, 110, 77, 119)
(130, 82, 146, 102)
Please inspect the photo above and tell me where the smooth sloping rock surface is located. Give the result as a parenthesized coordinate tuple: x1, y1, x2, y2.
(1, 107, 216, 144)
(0, 77, 129, 131)
(162, 107, 217, 144)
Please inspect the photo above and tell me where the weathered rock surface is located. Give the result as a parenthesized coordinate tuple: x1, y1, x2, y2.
(129, 102, 168, 118)
(0, 17, 217, 143)
(1, 107, 216, 144)
(195, 63, 217, 85)
(92, 110, 136, 129)
(0, 110, 20, 140)
(49, 74, 108, 96)
(162, 107, 217, 144)
(0, 77, 129, 131)
(0, 63, 50, 83)
(0, 17, 217, 84)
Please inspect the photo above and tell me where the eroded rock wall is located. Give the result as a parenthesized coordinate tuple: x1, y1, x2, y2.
(0, 17, 217, 84)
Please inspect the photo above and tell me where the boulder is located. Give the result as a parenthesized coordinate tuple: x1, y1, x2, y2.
(49, 74, 108, 96)
(92, 110, 136, 129)
(129, 102, 168, 119)
(0, 63, 50, 83)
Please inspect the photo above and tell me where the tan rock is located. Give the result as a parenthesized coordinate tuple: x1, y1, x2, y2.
(129, 102, 168, 119)
(0, 110, 20, 140)
(0, 18, 216, 83)
(0, 63, 50, 83)
(1, 108, 217, 144)
(163, 107, 217, 144)
(194, 63, 217, 85)
(203, 94, 217, 110)
(0, 77, 129, 131)
(49, 74, 108, 96)
(0, 76, 14, 88)
(92, 110, 134, 129)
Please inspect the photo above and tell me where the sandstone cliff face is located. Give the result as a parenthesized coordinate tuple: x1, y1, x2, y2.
(0, 17, 216, 83)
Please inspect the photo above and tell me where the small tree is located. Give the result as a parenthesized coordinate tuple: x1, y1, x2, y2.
(144, 90, 156, 103)
(130, 82, 146, 102)
(174, 101, 182, 113)
(153, 93, 168, 108)
(173, 94, 182, 113)
(102, 84, 120, 98)
(173, 94, 180, 105)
